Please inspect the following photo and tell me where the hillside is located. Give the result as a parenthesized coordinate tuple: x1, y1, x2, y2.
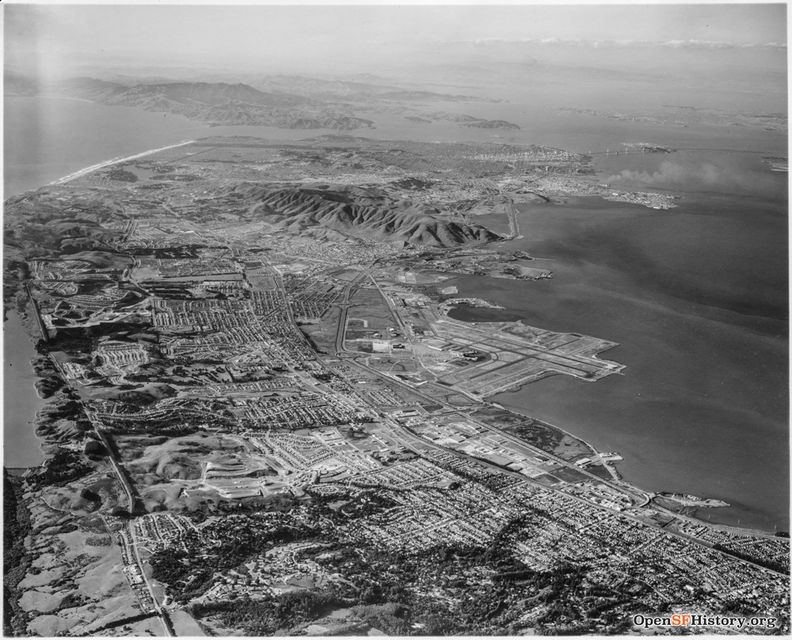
(53, 78, 374, 130)
(231, 184, 502, 247)
(60, 78, 304, 106)
(248, 74, 491, 102)
(4, 71, 39, 96)
(7, 74, 510, 132)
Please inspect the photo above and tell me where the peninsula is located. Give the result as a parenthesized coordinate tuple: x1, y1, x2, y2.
(4, 136, 788, 637)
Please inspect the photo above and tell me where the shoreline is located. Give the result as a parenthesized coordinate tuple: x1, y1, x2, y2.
(444, 303, 782, 535)
(11, 142, 785, 539)
(449, 195, 787, 534)
(3, 310, 47, 468)
(48, 139, 196, 186)
(489, 381, 784, 536)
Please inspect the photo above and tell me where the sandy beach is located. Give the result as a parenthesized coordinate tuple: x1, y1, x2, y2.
(49, 139, 195, 185)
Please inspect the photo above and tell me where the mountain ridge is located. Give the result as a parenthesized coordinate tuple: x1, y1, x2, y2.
(228, 184, 502, 247)
(25, 78, 374, 130)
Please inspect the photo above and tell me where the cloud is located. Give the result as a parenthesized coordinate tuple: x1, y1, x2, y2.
(606, 159, 784, 196)
(609, 161, 722, 187)
(471, 38, 786, 49)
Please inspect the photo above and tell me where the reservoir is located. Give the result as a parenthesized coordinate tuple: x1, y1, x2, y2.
(3, 311, 46, 468)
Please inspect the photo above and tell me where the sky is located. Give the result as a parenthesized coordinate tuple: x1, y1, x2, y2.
(4, 3, 788, 79)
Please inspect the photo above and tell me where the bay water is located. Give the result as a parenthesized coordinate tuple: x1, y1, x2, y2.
(3, 96, 787, 532)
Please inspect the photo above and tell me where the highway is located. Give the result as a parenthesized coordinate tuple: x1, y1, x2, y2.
(331, 268, 370, 355)
(128, 523, 175, 636)
(37, 261, 180, 633)
(482, 180, 521, 240)
(69, 411, 176, 633)
(503, 195, 520, 240)
(366, 271, 411, 338)
(85, 415, 146, 517)
(339, 358, 788, 578)
(24, 282, 49, 341)
(33, 246, 784, 640)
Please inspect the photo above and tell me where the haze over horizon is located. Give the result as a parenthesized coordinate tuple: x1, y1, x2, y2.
(4, 3, 787, 81)
(3, 2, 791, 636)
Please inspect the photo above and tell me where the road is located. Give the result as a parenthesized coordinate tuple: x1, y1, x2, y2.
(128, 523, 175, 636)
(366, 270, 411, 338)
(36, 248, 188, 634)
(331, 268, 370, 355)
(36, 239, 784, 640)
(340, 357, 788, 577)
(503, 195, 520, 240)
(84, 413, 146, 517)
(481, 180, 521, 240)
(24, 282, 49, 341)
(67, 410, 176, 633)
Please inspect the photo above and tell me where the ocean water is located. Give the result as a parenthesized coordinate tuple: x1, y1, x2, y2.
(3, 95, 617, 197)
(4, 96, 350, 196)
(11, 94, 783, 198)
(2, 96, 787, 531)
